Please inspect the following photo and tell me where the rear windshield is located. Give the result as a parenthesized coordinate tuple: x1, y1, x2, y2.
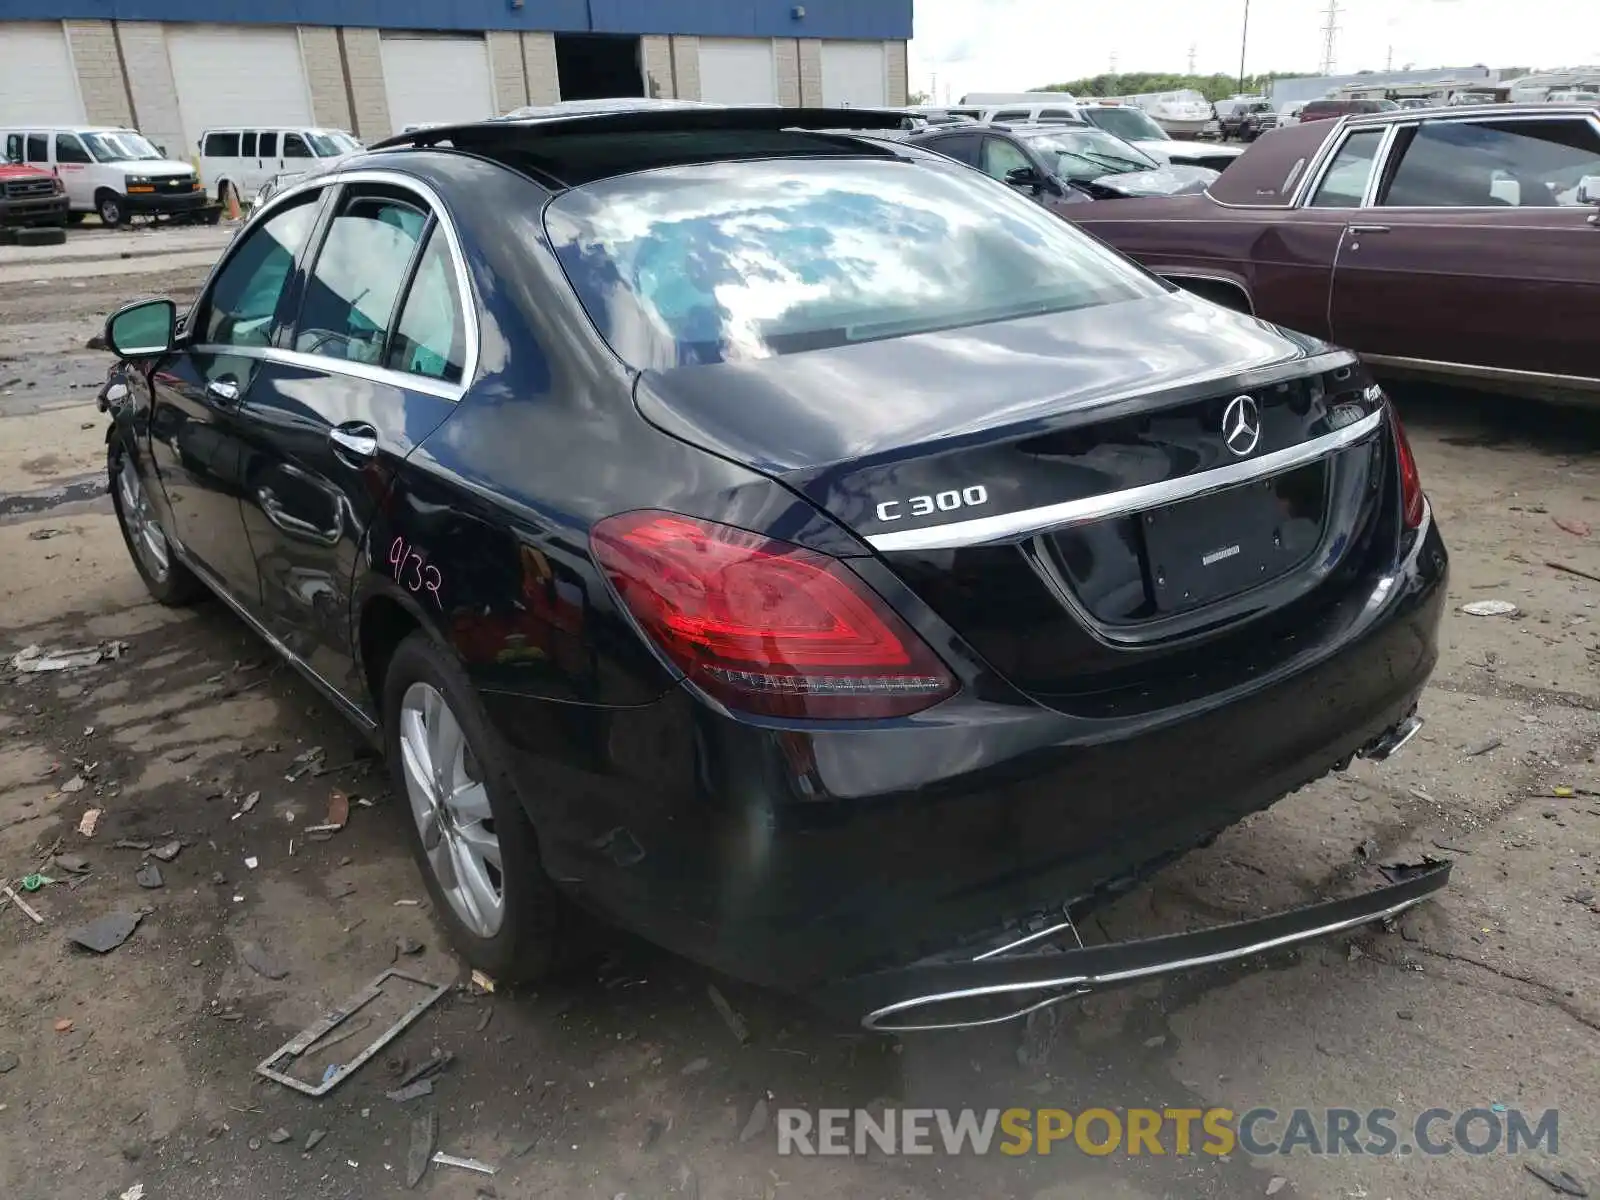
(545, 157, 1158, 369)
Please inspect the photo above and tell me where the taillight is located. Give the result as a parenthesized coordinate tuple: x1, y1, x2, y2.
(591, 511, 957, 719)
(1390, 408, 1426, 529)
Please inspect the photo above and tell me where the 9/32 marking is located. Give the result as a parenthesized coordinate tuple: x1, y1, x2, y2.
(389, 536, 444, 609)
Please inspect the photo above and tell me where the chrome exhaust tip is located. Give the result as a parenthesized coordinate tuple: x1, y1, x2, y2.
(1358, 713, 1423, 763)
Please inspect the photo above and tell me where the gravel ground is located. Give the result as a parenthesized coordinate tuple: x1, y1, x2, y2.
(0, 232, 1596, 1200)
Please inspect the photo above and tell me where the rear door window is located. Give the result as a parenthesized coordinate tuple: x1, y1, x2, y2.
(206, 132, 240, 157)
(920, 132, 980, 166)
(1308, 128, 1385, 207)
(1381, 118, 1600, 207)
(385, 227, 467, 383)
(294, 190, 429, 365)
(259, 132, 278, 157)
(25, 133, 48, 163)
(242, 131, 258, 157)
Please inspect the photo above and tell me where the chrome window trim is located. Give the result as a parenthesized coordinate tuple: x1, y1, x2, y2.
(196, 166, 478, 401)
(188, 342, 466, 401)
(865, 402, 1382, 554)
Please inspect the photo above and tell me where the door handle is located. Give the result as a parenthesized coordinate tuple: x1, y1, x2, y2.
(1348, 224, 1391, 234)
(205, 378, 240, 406)
(329, 424, 379, 464)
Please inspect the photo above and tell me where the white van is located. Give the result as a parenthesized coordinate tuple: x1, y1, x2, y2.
(949, 102, 1084, 125)
(198, 127, 361, 206)
(0, 125, 206, 225)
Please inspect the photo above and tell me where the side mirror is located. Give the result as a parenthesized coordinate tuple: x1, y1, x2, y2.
(1004, 165, 1044, 191)
(105, 298, 177, 360)
(1578, 175, 1600, 205)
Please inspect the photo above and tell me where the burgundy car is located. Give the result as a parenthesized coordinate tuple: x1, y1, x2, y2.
(1071, 103, 1600, 404)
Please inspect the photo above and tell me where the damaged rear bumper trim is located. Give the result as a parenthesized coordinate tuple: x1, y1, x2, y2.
(816, 859, 1450, 1033)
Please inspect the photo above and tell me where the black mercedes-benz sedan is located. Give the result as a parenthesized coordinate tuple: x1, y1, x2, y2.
(97, 106, 1448, 1032)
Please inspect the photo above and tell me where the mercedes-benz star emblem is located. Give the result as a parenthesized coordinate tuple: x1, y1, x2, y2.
(1222, 394, 1262, 458)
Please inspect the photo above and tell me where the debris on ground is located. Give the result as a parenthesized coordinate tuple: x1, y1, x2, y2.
(474, 1007, 492, 1033)
(325, 790, 349, 829)
(244, 856, 259, 870)
(119, 1185, 145, 1200)
(681, 1057, 711, 1075)
(387, 1079, 435, 1103)
(2, 886, 45, 925)
(394, 936, 424, 959)
(406, 1113, 438, 1189)
(1460, 599, 1520, 617)
(1465, 737, 1503, 757)
(239, 942, 288, 980)
(61, 774, 87, 794)
(113, 839, 152, 851)
(1546, 560, 1600, 586)
(67, 909, 144, 953)
(0, 1050, 19, 1073)
(470, 970, 495, 994)
(150, 840, 182, 863)
(396, 1051, 454, 1090)
(52, 853, 90, 874)
(257, 969, 450, 1096)
(1265, 1177, 1287, 1196)
(1553, 516, 1592, 538)
(738, 1097, 770, 1143)
(10, 641, 126, 673)
(286, 746, 326, 783)
(1356, 837, 1380, 861)
(432, 1151, 497, 1176)
(1524, 1162, 1589, 1197)
(76, 809, 101, 837)
(304, 1129, 328, 1152)
(707, 983, 750, 1045)
(26, 528, 64, 541)
(232, 791, 261, 820)
(267, 1127, 291, 1145)
(135, 863, 163, 889)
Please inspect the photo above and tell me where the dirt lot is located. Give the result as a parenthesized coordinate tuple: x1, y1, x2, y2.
(1, 232, 1597, 1200)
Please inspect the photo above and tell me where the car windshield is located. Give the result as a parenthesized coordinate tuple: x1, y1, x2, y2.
(1022, 127, 1159, 179)
(1083, 107, 1168, 142)
(83, 132, 163, 162)
(307, 132, 348, 156)
(545, 157, 1159, 369)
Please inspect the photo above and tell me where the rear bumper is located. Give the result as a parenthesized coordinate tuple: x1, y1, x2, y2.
(0, 195, 69, 227)
(487, 512, 1448, 1001)
(813, 858, 1451, 1030)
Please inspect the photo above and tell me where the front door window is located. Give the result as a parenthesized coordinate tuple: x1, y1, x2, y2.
(199, 192, 322, 347)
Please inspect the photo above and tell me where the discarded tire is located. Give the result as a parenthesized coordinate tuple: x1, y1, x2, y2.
(14, 226, 67, 247)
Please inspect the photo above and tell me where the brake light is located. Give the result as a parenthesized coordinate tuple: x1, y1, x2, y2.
(1390, 408, 1426, 529)
(591, 511, 957, 719)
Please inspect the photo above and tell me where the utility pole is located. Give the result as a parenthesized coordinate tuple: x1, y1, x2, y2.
(1188, 43, 1198, 75)
(930, 71, 937, 105)
(1238, 0, 1250, 95)
(1385, 45, 1393, 72)
(1319, 0, 1342, 77)
(1109, 50, 1119, 76)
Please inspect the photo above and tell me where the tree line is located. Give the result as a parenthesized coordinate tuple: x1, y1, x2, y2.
(1036, 72, 1305, 101)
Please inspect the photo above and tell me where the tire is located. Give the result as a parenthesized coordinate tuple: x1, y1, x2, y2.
(67, 211, 87, 226)
(109, 437, 204, 605)
(96, 192, 125, 227)
(382, 630, 565, 983)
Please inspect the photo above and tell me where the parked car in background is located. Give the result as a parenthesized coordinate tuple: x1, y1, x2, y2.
(0, 126, 208, 226)
(945, 102, 1083, 125)
(0, 154, 68, 229)
(1300, 98, 1400, 123)
(94, 105, 1446, 1031)
(1220, 100, 1279, 142)
(1278, 101, 1308, 126)
(907, 121, 1217, 212)
(1067, 102, 1243, 172)
(199, 127, 360, 206)
(1068, 104, 1600, 404)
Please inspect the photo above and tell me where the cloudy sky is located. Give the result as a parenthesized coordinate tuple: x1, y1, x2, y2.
(909, 0, 1600, 101)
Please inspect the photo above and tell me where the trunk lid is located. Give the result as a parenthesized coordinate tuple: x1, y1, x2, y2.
(636, 294, 1396, 712)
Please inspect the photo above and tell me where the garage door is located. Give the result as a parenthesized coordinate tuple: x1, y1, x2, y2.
(0, 22, 85, 125)
(698, 39, 777, 105)
(821, 41, 887, 108)
(381, 33, 496, 134)
(167, 25, 312, 154)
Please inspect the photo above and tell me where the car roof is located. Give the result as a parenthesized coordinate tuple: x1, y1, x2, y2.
(368, 106, 913, 189)
(1, 125, 136, 133)
(1340, 100, 1598, 125)
(202, 125, 344, 133)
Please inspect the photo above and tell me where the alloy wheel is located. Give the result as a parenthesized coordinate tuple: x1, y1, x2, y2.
(117, 454, 170, 582)
(398, 682, 506, 938)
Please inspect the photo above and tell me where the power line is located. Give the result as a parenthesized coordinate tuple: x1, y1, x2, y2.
(1318, 0, 1342, 76)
